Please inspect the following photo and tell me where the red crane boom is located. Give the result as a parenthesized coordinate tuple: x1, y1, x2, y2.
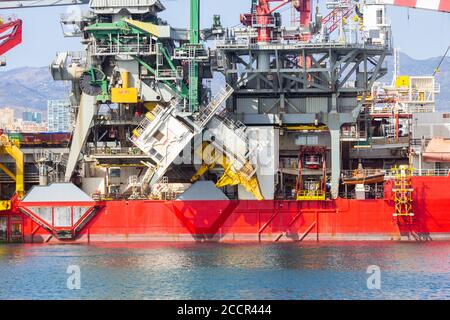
(0, 18, 22, 57)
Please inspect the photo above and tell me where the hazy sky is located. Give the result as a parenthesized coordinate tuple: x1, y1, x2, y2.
(1, 0, 449, 70)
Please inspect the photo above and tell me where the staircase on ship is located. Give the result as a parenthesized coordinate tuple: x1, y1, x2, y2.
(129, 84, 264, 198)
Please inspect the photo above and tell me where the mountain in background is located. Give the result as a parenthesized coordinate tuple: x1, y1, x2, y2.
(0, 66, 70, 116)
(0, 52, 449, 115)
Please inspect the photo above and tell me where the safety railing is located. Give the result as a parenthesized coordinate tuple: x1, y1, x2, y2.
(216, 36, 387, 50)
(95, 113, 144, 123)
(406, 105, 435, 113)
(215, 114, 248, 143)
(411, 169, 450, 177)
(384, 169, 450, 178)
(156, 68, 183, 80)
(0, 172, 39, 183)
(341, 130, 367, 141)
(89, 42, 157, 56)
(90, 0, 160, 8)
(250, 14, 276, 27)
(410, 139, 431, 147)
(341, 169, 386, 179)
(173, 44, 209, 60)
(367, 104, 435, 115)
(132, 104, 166, 138)
(88, 147, 146, 157)
(296, 190, 326, 201)
(195, 84, 234, 127)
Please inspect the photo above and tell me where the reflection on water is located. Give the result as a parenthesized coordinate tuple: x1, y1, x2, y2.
(0, 242, 450, 300)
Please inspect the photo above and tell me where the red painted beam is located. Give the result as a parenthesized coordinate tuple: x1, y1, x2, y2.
(0, 19, 22, 56)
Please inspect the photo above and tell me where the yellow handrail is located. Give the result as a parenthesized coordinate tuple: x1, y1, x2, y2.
(297, 190, 326, 201)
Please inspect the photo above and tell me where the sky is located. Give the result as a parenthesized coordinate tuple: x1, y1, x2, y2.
(1, 0, 449, 70)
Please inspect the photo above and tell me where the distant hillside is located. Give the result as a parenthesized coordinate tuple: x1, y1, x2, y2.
(0, 52, 449, 114)
(0, 67, 70, 115)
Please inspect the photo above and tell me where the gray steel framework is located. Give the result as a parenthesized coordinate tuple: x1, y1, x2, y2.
(216, 42, 390, 198)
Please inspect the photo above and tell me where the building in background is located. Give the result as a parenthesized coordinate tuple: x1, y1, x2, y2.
(0, 107, 15, 131)
(22, 111, 42, 123)
(47, 100, 73, 132)
(0, 107, 47, 132)
(17, 119, 48, 132)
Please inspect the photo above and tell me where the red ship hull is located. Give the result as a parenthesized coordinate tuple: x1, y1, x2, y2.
(2, 176, 450, 243)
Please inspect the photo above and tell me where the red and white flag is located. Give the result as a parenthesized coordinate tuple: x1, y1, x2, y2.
(374, 0, 450, 13)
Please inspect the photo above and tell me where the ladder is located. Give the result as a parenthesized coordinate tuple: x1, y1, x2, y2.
(130, 85, 235, 189)
(130, 101, 176, 153)
(156, 43, 164, 67)
(391, 165, 414, 224)
(188, 46, 199, 112)
(195, 84, 234, 127)
(124, 161, 157, 198)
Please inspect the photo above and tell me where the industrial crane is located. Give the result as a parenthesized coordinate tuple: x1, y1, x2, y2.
(240, 0, 312, 42)
(434, 44, 450, 76)
(0, 0, 89, 65)
(0, 0, 88, 9)
(0, 17, 21, 65)
(238, 0, 450, 44)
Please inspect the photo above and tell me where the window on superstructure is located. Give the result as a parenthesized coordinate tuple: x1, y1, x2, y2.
(154, 130, 164, 141)
(376, 10, 383, 25)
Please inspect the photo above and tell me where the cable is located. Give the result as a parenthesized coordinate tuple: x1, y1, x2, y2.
(433, 44, 450, 76)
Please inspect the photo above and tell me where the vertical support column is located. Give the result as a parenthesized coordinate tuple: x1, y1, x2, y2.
(14, 146, 24, 198)
(0, 142, 24, 198)
(329, 93, 341, 200)
(190, 0, 200, 44)
(65, 94, 96, 182)
(330, 128, 341, 200)
(38, 163, 48, 186)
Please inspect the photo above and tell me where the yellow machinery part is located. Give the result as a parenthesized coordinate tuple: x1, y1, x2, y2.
(111, 71, 138, 103)
(132, 128, 141, 138)
(111, 88, 139, 103)
(357, 94, 373, 102)
(419, 91, 425, 101)
(121, 71, 129, 88)
(285, 125, 328, 132)
(144, 102, 158, 112)
(0, 134, 24, 210)
(132, 109, 158, 139)
(191, 163, 215, 183)
(191, 142, 264, 201)
(145, 111, 156, 121)
(124, 18, 162, 38)
(215, 163, 264, 201)
(0, 200, 11, 211)
(395, 76, 410, 88)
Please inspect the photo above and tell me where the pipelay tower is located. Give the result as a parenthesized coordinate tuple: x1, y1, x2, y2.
(1, 0, 450, 242)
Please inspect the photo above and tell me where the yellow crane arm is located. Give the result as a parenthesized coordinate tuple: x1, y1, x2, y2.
(0, 134, 24, 211)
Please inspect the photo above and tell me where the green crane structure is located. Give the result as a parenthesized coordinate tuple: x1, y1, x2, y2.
(189, 0, 200, 112)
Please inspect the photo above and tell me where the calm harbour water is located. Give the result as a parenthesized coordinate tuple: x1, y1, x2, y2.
(0, 242, 449, 300)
